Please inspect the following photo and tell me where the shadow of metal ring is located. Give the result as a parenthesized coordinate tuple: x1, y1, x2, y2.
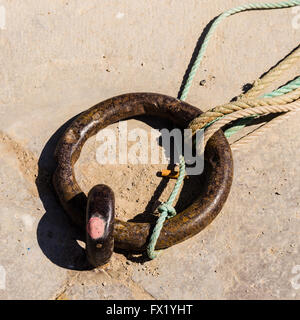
(53, 92, 233, 252)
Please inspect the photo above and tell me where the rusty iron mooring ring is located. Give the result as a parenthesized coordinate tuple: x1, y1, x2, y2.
(53, 92, 233, 252)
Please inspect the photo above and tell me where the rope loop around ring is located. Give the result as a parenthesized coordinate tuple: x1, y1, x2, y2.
(157, 202, 176, 218)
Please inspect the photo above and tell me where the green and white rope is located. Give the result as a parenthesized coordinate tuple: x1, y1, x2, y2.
(204, 100, 300, 145)
(262, 76, 300, 98)
(147, 155, 185, 259)
(224, 76, 300, 138)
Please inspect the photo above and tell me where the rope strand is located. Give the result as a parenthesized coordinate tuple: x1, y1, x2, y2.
(204, 100, 300, 145)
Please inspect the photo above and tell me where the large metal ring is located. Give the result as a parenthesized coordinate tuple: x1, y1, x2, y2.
(53, 93, 233, 252)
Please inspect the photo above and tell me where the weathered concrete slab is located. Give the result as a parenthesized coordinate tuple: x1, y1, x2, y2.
(58, 261, 154, 300)
(0, 141, 68, 299)
(0, 0, 299, 299)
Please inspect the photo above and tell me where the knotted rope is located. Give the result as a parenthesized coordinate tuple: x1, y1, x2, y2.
(147, 155, 185, 259)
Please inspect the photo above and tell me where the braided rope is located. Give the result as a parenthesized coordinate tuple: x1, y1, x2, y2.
(224, 76, 300, 138)
(262, 76, 300, 98)
(203, 100, 300, 145)
(189, 87, 300, 133)
(242, 48, 300, 99)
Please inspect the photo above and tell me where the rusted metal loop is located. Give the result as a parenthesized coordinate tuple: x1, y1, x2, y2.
(53, 92, 233, 252)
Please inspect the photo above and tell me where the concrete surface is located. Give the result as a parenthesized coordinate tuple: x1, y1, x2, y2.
(0, 0, 300, 299)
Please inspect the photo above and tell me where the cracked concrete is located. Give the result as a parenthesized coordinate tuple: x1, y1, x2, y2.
(0, 0, 300, 299)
